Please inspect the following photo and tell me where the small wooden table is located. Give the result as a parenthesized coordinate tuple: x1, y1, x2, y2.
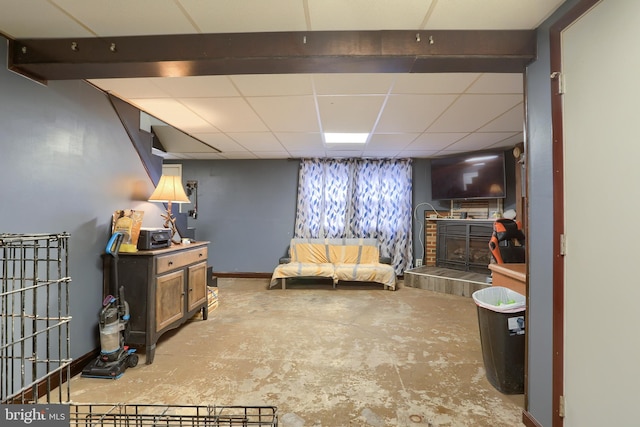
(488, 263, 526, 295)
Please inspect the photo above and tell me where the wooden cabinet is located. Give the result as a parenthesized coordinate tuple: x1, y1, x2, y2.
(155, 270, 185, 331)
(104, 242, 209, 364)
(187, 262, 207, 312)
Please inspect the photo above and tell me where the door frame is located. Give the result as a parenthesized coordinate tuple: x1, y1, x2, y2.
(548, 1, 600, 426)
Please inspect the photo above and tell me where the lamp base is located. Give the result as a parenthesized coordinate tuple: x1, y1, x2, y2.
(160, 211, 181, 244)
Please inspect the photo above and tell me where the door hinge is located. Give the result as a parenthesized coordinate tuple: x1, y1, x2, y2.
(560, 234, 567, 256)
(559, 395, 566, 417)
(550, 71, 565, 95)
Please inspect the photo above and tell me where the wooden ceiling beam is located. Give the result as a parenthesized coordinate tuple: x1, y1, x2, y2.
(8, 30, 536, 82)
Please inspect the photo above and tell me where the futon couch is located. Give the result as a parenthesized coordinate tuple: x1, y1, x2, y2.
(270, 238, 397, 290)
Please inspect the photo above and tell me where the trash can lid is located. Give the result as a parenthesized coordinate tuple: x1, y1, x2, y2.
(472, 286, 526, 313)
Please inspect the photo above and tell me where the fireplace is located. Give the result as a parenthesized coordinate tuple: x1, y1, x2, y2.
(436, 220, 493, 274)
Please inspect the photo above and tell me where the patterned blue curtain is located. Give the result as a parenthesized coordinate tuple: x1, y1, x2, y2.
(294, 158, 413, 274)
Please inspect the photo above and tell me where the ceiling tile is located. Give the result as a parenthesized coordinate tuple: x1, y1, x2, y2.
(447, 132, 521, 151)
(324, 150, 365, 158)
(427, 94, 523, 132)
(468, 73, 523, 94)
(180, 98, 268, 132)
(275, 133, 324, 151)
(308, 0, 434, 30)
(397, 149, 442, 158)
(88, 78, 170, 99)
(408, 133, 469, 151)
(227, 133, 285, 151)
(0, 1, 93, 38)
(192, 133, 247, 152)
(375, 94, 457, 133)
(288, 150, 328, 158)
(231, 75, 313, 96)
(367, 133, 419, 150)
(479, 103, 524, 132)
(392, 74, 480, 94)
(313, 74, 395, 95)
(248, 96, 320, 132)
(179, 0, 308, 33)
(325, 142, 367, 151)
(426, 0, 565, 30)
(362, 150, 403, 158)
(487, 132, 525, 149)
(131, 98, 216, 133)
(150, 76, 240, 98)
(317, 95, 386, 133)
(55, 0, 198, 36)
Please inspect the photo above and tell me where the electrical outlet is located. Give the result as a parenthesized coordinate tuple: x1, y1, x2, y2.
(415, 258, 423, 267)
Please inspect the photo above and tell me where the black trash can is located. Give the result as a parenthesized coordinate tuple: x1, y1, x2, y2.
(472, 286, 526, 394)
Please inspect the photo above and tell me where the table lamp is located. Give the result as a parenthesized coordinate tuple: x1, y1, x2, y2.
(148, 175, 190, 243)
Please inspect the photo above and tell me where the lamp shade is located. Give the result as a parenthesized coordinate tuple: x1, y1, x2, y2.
(148, 175, 190, 203)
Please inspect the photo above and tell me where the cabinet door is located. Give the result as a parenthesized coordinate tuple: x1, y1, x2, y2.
(155, 270, 185, 332)
(187, 261, 207, 313)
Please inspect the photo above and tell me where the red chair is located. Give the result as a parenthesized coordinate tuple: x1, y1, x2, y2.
(489, 218, 526, 264)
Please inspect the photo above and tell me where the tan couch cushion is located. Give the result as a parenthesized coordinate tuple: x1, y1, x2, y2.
(271, 262, 335, 285)
(329, 244, 379, 264)
(333, 263, 396, 289)
(290, 243, 329, 263)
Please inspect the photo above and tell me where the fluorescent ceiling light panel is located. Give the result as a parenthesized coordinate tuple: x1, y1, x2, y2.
(324, 132, 369, 144)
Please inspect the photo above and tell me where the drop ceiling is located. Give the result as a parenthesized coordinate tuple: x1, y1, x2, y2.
(0, 0, 566, 160)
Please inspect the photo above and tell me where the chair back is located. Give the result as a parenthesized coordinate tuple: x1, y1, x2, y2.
(489, 219, 525, 264)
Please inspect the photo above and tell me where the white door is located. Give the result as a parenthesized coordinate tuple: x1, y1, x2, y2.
(561, 1, 640, 425)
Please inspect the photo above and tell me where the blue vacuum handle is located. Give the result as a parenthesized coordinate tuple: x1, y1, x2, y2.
(106, 231, 125, 256)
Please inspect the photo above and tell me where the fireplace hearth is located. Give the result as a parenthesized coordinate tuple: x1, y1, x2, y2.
(436, 220, 493, 274)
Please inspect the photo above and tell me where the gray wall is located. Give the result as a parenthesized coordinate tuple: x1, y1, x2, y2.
(0, 37, 166, 360)
(173, 159, 300, 273)
(525, 0, 580, 425)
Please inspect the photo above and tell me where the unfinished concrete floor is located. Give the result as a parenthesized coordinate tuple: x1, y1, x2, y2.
(69, 278, 524, 426)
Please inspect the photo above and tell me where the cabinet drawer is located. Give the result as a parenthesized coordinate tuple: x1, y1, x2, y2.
(156, 247, 208, 274)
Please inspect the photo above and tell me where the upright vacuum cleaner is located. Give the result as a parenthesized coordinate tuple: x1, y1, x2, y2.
(82, 231, 139, 379)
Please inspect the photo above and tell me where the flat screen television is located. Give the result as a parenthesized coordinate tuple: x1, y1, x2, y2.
(430, 151, 506, 200)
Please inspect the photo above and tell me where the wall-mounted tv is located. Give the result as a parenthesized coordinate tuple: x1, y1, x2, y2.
(430, 151, 506, 200)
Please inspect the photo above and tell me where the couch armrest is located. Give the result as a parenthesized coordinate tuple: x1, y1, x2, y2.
(379, 256, 392, 265)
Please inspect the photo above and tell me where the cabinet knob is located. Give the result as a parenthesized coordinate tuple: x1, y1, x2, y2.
(168, 261, 173, 266)
(199, 253, 203, 257)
